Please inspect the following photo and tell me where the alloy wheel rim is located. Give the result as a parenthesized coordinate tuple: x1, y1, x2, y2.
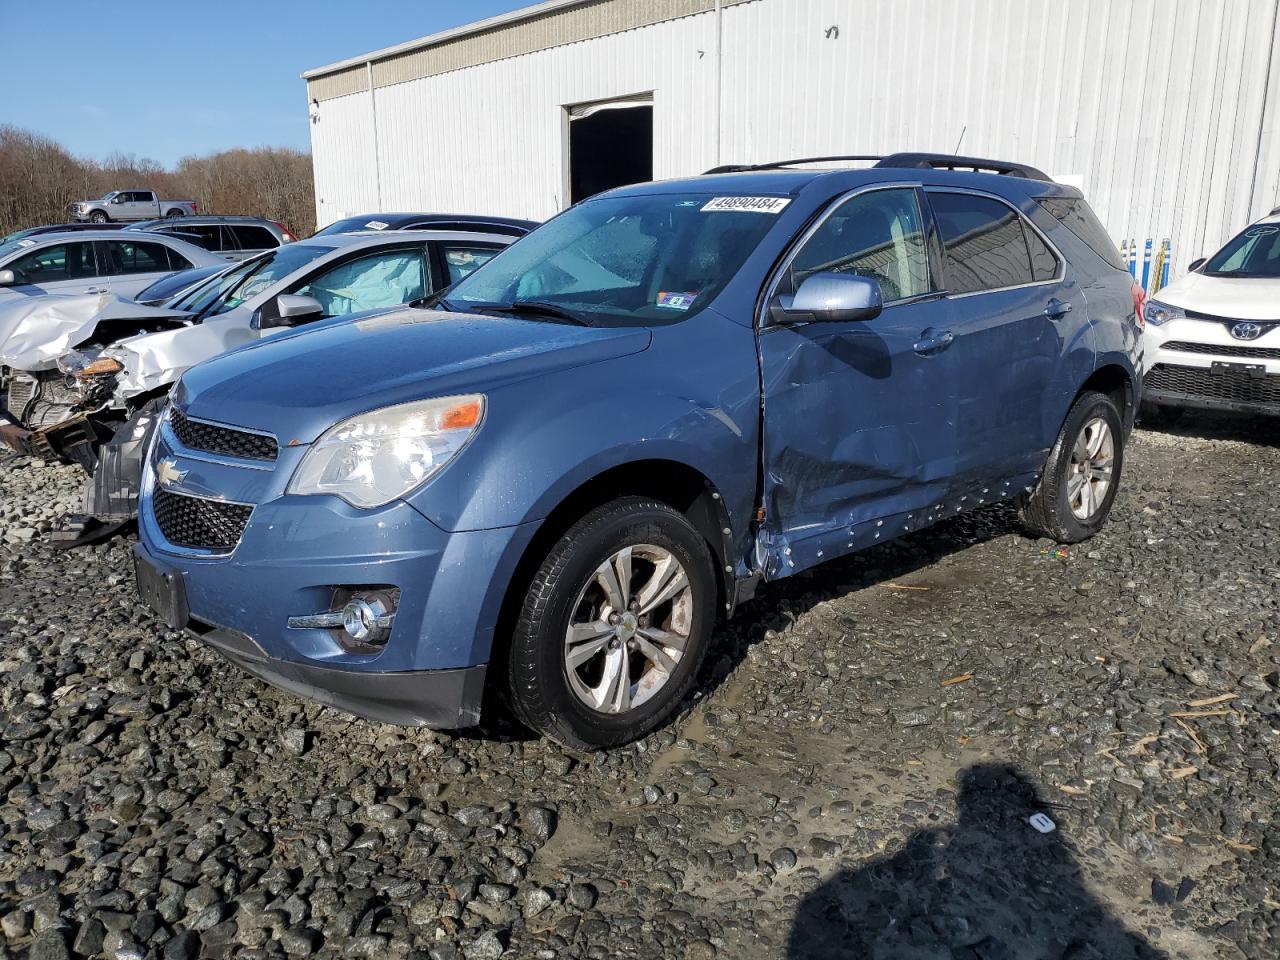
(563, 544, 693, 714)
(1068, 416, 1115, 520)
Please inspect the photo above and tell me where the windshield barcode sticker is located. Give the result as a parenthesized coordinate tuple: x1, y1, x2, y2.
(701, 196, 791, 214)
(365, 220, 390, 230)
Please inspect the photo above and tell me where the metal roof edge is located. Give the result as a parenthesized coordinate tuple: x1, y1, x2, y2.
(300, 0, 592, 79)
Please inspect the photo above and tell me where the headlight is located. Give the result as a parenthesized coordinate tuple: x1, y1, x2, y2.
(287, 394, 485, 508)
(56, 351, 123, 379)
(1143, 299, 1184, 326)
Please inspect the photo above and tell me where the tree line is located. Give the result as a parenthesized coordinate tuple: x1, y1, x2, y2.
(0, 124, 316, 239)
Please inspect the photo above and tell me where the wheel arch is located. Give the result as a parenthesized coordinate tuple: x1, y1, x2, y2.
(1079, 362, 1136, 434)
(481, 458, 736, 711)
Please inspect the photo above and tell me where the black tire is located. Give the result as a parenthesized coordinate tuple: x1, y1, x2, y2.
(1022, 390, 1125, 543)
(1138, 400, 1184, 427)
(508, 498, 717, 750)
(89, 211, 108, 224)
(165, 209, 184, 219)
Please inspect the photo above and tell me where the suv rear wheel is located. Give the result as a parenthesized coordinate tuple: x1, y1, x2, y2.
(508, 498, 716, 750)
(1022, 390, 1125, 543)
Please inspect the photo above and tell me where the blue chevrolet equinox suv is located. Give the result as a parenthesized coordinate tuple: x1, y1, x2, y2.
(134, 154, 1143, 749)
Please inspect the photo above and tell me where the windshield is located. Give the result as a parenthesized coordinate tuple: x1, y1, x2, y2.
(139, 264, 228, 304)
(0, 236, 41, 260)
(169, 243, 333, 317)
(1203, 224, 1280, 278)
(446, 193, 784, 326)
(99, 192, 118, 201)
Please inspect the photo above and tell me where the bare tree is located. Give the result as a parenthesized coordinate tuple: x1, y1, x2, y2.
(0, 125, 315, 239)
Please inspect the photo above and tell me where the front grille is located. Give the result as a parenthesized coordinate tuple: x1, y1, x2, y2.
(1145, 363, 1280, 408)
(153, 489, 252, 551)
(1185, 308, 1280, 325)
(170, 408, 277, 461)
(1161, 341, 1280, 361)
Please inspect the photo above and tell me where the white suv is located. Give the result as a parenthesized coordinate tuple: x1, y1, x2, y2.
(1142, 209, 1280, 420)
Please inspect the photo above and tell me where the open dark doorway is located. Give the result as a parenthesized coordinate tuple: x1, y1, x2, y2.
(568, 101, 653, 204)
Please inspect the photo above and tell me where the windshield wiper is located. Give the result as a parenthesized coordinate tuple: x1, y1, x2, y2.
(489, 300, 592, 326)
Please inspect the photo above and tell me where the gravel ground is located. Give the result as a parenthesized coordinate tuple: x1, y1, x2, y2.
(1, 413, 1277, 960)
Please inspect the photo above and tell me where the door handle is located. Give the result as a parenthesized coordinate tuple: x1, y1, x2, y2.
(913, 328, 955, 356)
(1044, 298, 1073, 319)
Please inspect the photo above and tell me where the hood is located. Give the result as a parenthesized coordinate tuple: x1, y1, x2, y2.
(0, 293, 190, 371)
(177, 308, 652, 444)
(1153, 272, 1280, 320)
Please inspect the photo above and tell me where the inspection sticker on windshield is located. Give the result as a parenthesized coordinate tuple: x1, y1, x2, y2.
(701, 196, 791, 214)
(16, 238, 37, 247)
(657, 291, 698, 310)
(364, 220, 390, 230)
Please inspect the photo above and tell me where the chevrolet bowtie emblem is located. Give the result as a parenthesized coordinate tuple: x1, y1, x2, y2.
(156, 458, 189, 489)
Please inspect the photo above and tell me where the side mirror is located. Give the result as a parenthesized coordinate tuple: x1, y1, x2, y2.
(772, 272, 883, 324)
(257, 293, 324, 329)
(111, 196, 126, 204)
(0, 269, 15, 286)
(1188, 258, 1206, 272)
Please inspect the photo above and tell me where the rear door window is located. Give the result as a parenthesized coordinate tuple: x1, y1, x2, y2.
(165, 224, 223, 251)
(929, 192, 1043, 294)
(230, 225, 279, 251)
(105, 239, 177, 275)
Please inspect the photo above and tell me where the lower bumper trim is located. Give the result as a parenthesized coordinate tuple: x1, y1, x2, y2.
(196, 625, 486, 728)
(1143, 386, 1280, 416)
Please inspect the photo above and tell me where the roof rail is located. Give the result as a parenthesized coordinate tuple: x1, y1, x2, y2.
(703, 155, 883, 174)
(875, 152, 1053, 182)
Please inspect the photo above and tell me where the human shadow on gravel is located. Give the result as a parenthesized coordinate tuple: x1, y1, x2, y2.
(787, 763, 1168, 960)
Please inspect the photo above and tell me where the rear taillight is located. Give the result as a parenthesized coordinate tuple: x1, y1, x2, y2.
(271, 220, 295, 242)
(1131, 280, 1147, 332)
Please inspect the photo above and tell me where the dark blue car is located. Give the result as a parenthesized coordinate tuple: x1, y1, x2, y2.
(134, 154, 1143, 749)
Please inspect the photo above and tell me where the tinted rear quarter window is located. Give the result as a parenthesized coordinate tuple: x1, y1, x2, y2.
(1036, 197, 1124, 270)
(930, 192, 1038, 293)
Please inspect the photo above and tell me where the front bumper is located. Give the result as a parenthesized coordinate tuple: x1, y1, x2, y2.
(134, 409, 540, 728)
(195, 617, 485, 727)
(1143, 319, 1280, 415)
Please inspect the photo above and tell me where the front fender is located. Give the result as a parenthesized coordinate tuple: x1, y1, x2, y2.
(403, 313, 762, 542)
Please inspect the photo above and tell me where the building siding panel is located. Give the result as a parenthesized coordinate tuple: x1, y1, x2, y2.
(308, 0, 1280, 276)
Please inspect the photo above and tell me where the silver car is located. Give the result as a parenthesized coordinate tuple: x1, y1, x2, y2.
(2, 230, 513, 534)
(127, 216, 296, 261)
(0, 230, 224, 304)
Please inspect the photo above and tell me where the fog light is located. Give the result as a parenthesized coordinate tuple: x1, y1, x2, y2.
(287, 587, 398, 648)
(341, 597, 392, 642)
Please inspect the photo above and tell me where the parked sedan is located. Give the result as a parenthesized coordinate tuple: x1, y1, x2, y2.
(4, 229, 512, 538)
(127, 216, 295, 261)
(1142, 208, 1280, 420)
(313, 212, 538, 238)
(0, 231, 224, 304)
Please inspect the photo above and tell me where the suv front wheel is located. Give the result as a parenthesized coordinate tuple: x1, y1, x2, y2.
(1021, 390, 1125, 543)
(508, 497, 716, 750)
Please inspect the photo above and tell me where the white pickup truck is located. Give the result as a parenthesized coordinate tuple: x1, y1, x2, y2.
(71, 190, 198, 223)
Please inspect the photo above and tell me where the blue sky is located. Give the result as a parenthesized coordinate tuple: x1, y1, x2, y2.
(0, 0, 532, 166)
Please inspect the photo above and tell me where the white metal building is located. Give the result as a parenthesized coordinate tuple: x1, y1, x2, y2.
(304, 0, 1280, 279)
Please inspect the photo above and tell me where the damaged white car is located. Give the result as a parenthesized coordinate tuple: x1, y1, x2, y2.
(0, 229, 512, 543)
